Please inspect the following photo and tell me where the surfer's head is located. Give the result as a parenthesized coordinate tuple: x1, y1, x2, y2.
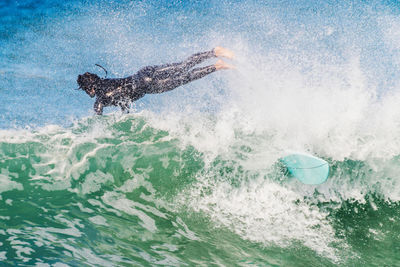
(77, 72, 101, 97)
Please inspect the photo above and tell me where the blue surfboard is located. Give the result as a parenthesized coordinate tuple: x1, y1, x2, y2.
(280, 153, 329, 185)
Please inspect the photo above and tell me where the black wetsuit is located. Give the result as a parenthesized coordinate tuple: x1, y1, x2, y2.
(93, 50, 217, 115)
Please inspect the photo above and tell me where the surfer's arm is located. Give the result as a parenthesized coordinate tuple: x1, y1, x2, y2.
(119, 100, 130, 113)
(94, 98, 104, 115)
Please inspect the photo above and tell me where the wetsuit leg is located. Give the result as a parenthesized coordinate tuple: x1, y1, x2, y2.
(151, 50, 216, 80)
(146, 65, 217, 94)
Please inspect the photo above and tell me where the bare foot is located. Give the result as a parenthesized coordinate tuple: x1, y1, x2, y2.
(214, 46, 235, 59)
(215, 59, 235, 70)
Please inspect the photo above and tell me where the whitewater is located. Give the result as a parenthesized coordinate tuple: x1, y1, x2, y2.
(1, 0, 400, 265)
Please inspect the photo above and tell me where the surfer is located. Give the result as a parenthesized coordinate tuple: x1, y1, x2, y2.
(77, 47, 234, 115)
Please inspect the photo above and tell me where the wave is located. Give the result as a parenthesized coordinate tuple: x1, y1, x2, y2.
(1, 113, 400, 265)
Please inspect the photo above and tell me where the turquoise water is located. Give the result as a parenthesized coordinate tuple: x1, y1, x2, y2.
(2, 0, 400, 265)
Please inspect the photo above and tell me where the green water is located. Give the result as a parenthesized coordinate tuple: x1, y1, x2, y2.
(0, 115, 399, 266)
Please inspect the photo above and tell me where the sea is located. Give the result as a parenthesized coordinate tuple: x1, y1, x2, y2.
(1, 0, 400, 266)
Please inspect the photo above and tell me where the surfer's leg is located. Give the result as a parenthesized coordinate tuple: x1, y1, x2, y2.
(151, 47, 234, 80)
(151, 50, 216, 80)
(147, 65, 216, 94)
(147, 60, 233, 94)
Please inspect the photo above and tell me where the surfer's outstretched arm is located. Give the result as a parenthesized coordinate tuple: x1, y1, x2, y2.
(94, 98, 104, 115)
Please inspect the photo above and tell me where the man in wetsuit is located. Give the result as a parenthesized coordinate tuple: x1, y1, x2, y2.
(77, 47, 234, 115)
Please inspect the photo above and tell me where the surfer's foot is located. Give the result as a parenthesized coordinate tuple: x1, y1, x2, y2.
(214, 46, 235, 59)
(215, 59, 235, 70)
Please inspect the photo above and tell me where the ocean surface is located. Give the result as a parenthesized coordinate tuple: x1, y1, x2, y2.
(1, 0, 400, 265)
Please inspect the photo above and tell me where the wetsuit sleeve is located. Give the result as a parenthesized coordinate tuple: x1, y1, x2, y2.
(119, 100, 130, 113)
(94, 98, 104, 115)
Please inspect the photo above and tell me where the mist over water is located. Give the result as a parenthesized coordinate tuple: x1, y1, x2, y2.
(2, 0, 400, 265)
